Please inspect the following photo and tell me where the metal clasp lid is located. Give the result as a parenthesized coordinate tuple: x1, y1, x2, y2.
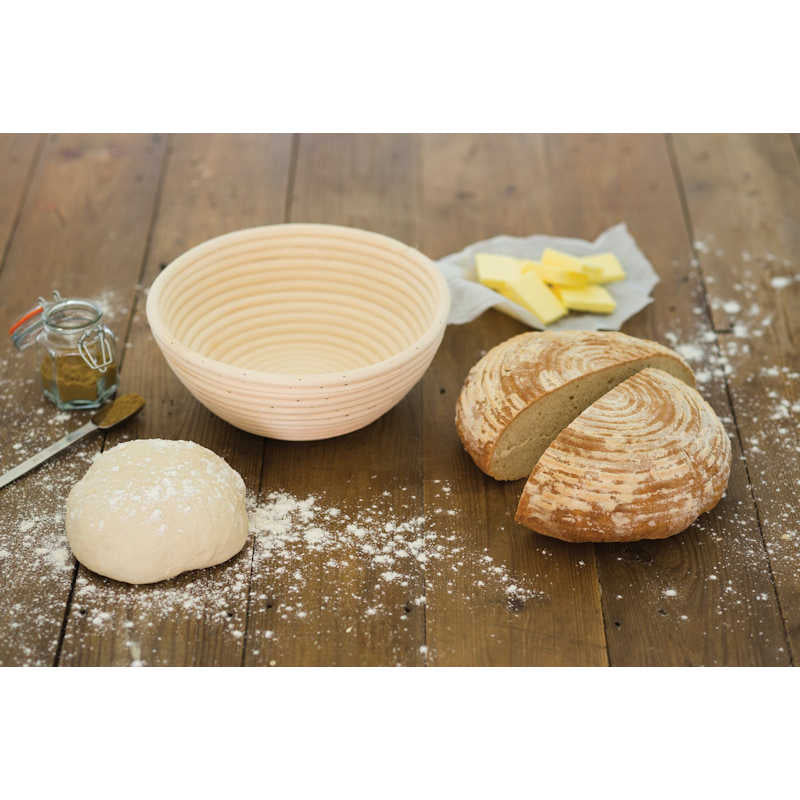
(78, 326, 114, 373)
(9, 290, 114, 374)
(8, 290, 62, 350)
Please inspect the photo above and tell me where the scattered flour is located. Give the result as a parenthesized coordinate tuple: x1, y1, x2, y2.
(1, 455, 543, 665)
(770, 276, 793, 289)
(93, 288, 124, 322)
(722, 300, 741, 314)
(675, 343, 704, 362)
(44, 546, 72, 571)
(245, 487, 543, 649)
(2, 247, 798, 667)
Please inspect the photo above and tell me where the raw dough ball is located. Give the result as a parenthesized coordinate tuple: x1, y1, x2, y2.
(66, 439, 248, 584)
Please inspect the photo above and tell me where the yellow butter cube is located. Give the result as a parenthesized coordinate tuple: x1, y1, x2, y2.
(501, 271, 567, 325)
(541, 247, 605, 281)
(579, 252, 626, 283)
(521, 260, 588, 288)
(542, 247, 603, 283)
(475, 253, 523, 291)
(541, 248, 587, 271)
(552, 284, 616, 314)
(542, 248, 626, 284)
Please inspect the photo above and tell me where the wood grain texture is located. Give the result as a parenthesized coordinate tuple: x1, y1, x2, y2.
(1, 133, 796, 666)
(58, 134, 293, 666)
(244, 134, 427, 665)
(0, 134, 167, 665)
(418, 134, 608, 665)
(671, 133, 800, 661)
(0, 135, 42, 271)
(533, 134, 789, 665)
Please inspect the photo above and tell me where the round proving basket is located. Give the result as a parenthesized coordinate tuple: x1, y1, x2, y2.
(145, 224, 450, 440)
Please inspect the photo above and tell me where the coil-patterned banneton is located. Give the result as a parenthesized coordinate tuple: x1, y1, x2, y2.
(146, 224, 450, 440)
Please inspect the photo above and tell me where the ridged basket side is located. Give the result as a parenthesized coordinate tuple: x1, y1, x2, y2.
(146, 224, 449, 440)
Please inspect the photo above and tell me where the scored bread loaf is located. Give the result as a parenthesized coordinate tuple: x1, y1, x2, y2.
(455, 331, 694, 481)
(515, 368, 731, 542)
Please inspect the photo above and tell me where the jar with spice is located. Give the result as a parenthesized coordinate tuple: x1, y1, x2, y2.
(9, 291, 119, 410)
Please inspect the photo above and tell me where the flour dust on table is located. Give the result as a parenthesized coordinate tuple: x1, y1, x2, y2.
(3, 252, 799, 664)
(57, 481, 544, 666)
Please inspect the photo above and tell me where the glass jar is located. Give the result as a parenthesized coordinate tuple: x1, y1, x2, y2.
(10, 291, 118, 410)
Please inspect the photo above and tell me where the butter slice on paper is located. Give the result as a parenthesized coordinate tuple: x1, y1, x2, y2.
(503, 272, 567, 325)
(553, 284, 616, 314)
(541, 248, 604, 281)
(540, 247, 590, 271)
(522, 260, 588, 288)
(579, 252, 626, 283)
(475, 253, 522, 291)
(542, 248, 626, 284)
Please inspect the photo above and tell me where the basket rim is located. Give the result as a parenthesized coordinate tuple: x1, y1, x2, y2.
(146, 223, 450, 388)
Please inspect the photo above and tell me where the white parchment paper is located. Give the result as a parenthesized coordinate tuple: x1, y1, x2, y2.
(436, 222, 658, 331)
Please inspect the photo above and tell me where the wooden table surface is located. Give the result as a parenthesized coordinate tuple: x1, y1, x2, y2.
(1, 133, 798, 667)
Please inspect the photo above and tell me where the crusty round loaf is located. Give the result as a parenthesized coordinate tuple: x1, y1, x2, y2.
(455, 331, 695, 480)
(515, 368, 731, 542)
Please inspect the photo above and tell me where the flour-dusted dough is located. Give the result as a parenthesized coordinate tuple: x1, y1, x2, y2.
(66, 439, 248, 584)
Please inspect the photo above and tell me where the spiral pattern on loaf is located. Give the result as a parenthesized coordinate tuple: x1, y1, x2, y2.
(515, 368, 731, 542)
(455, 331, 694, 474)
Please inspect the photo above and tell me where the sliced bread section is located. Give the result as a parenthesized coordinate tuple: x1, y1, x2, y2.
(455, 331, 694, 480)
(515, 368, 731, 542)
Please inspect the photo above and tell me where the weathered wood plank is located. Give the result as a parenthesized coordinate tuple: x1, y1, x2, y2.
(416, 133, 788, 665)
(0, 134, 167, 665)
(540, 133, 788, 665)
(58, 134, 293, 666)
(244, 134, 427, 666)
(418, 134, 609, 665)
(789, 134, 800, 168)
(3, 133, 791, 667)
(522, 133, 788, 665)
(0, 134, 42, 270)
(671, 133, 800, 661)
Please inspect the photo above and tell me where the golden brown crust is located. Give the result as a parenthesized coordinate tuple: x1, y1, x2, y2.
(514, 368, 732, 542)
(455, 331, 694, 477)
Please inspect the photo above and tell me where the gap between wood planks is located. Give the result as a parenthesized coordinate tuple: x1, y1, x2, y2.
(24, 132, 789, 665)
(51, 136, 173, 666)
(282, 133, 300, 226)
(791, 135, 800, 167)
(664, 133, 795, 664)
(0, 136, 46, 282)
(238, 133, 301, 666)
